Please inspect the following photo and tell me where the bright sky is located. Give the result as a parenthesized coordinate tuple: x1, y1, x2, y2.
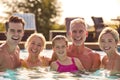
(0, 0, 120, 25)
(0, 4, 7, 17)
(58, 0, 120, 25)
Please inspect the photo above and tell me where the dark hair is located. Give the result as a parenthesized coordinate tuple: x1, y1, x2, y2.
(5, 16, 25, 31)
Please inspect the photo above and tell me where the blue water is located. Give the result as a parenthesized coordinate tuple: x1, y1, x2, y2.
(0, 49, 119, 80)
(0, 68, 120, 80)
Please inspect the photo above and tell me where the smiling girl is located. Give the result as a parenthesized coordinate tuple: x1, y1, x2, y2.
(50, 35, 85, 73)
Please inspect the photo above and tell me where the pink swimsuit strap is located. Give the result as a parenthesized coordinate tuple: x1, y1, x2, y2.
(56, 57, 78, 72)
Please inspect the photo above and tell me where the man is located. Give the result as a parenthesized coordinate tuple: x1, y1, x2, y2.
(0, 16, 25, 71)
(51, 18, 101, 72)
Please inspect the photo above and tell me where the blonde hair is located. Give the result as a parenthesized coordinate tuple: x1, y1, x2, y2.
(98, 27, 119, 43)
(25, 33, 46, 50)
(69, 18, 87, 32)
(52, 35, 68, 47)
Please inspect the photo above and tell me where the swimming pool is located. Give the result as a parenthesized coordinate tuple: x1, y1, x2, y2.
(0, 49, 119, 80)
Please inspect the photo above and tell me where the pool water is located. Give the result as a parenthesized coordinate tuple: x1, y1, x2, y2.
(0, 49, 119, 80)
(0, 68, 120, 80)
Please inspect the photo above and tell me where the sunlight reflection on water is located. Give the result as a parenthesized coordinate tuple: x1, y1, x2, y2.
(0, 68, 120, 80)
(0, 50, 119, 80)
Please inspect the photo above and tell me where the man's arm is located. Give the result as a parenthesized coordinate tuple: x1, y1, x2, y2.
(101, 55, 108, 68)
(91, 53, 101, 72)
(0, 54, 6, 71)
(74, 57, 86, 73)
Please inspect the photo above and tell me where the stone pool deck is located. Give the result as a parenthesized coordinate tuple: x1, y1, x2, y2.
(0, 41, 100, 50)
(1, 41, 120, 50)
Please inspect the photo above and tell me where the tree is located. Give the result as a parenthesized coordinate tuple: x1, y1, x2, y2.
(1, 0, 62, 40)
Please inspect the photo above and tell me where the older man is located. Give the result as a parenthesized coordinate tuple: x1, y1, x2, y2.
(51, 18, 101, 72)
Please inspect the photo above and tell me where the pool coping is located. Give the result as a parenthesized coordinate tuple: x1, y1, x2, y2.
(1, 41, 120, 50)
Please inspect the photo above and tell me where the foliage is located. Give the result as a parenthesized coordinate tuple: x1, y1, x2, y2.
(1, 0, 62, 40)
(51, 24, 65, 30)
(0, 23, 5, 32)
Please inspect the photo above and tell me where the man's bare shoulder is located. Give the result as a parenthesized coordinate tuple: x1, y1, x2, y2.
(0, 47, 3, 52)
(116, 53, 120, 61)
(85, 47, 100, 55)
(0, 44, 5, 53)
(85, 47, 94, 52)
(0, 44, 5, 63)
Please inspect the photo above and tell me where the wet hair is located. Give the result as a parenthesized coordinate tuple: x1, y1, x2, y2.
(98, 27, 119, 43)
(25, 33, 46, 50)
(52, 35, 68, 47)
(5, 16, 25, 31)
(69, 18, 87, 32)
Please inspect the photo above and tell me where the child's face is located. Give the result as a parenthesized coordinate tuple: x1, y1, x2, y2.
(99, 33, 117, 53)
(53, 39, 67, 57)
(28, 36, 43, 55)
(70, 23, 87, 46)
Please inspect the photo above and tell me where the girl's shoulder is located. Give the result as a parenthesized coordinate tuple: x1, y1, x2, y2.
(40, 56, 51, 62)
(72, 57, 79, 61)
(20, 59, 29, 68)
(40, 56, 51, 66)
(71, 57, 80, 64)
(102, 55, 108, 60)
(102, 55, 108, 64)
